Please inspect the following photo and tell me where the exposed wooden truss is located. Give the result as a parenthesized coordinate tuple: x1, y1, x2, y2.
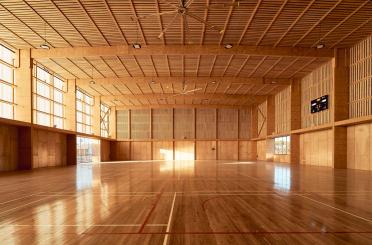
(31, 45, 334, 59)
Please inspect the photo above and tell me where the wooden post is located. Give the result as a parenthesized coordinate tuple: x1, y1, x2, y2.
(66, 134, 77, 165)
(290, 78, 301, 164)
(17, 126, 32, 170)
(333, 48, 350, 169)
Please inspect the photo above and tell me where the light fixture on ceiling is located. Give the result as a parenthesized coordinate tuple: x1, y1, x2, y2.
(40, 21, 50, 50)
(224, 44, 233, 49)
(211, 81, 217, 84)
(89, 65, 95, 85)
(132, 43, 141, 49)
(89, 80, 96, 85)
(150, 80, 156, 84)
(113, 98, 119, 102)
(316, 43, 325, 49)
(271, 81, 277, 84)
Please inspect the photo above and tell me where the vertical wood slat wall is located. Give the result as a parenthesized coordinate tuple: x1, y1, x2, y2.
(350, 35, 372, 118)
(116, 108, 252, 141)
(301, 61, 333, 128)
(275, 86, 291, 134)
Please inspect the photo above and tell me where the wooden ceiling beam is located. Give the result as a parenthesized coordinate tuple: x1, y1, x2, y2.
(31, 45, 334, 59)
(101, 93, 267, 102)
(115, 104, 252, 110)
(76, 76, 291, 86)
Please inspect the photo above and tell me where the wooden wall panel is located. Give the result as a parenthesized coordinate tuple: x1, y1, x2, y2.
(116, 110, 129, 139)
(196, 141, 216, 160)
(275, 86, 291, 134)
(347, 123, 372, 171)
(218, 109, 238, 139)
(0, 124, 18, 171)
(174, 109, 194, 139)
(101, 139, 111, 162)
(218, 141, 238, 160)
(257, 101, 267, 138)
(257, 140, 266, 161)
(32, 129, 67, 168)
(196, 108, 216, 139)
(301, 61, 333, 128)
(239, 141, 255, 160)
(152, 109, 173, 139)
(175, 141, 195, 160)
(110, 141, 130, 161)
(239, 108, 251, 139)
(299, 130, 333, 167)
(350, 35, 372, 118)
(131, 141, 151, 160)
(131, 109, 150, 139)
(153, 141, 173, 160)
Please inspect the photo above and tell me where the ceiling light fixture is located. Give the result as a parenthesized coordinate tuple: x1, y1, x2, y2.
(211, 81, 217, 84)
(316, 43, 325, 49)
(132, 43, 141, 49)
(89, 80, 96, 85)
(151, 80, 156, 84)
(224, 44, 233, 49)
(40, 21, 50, 50)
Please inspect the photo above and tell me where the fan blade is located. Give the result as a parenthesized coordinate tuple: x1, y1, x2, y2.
(183, 15, 192, 44)
(191, 1, 241, 11)
(158, 0, 179, 8)
(184, 88, 202, 93)
(185, 12, 224, 34)
(185, 0, 195, 8)
(158, 13, 179, 38)
(132, 10, 177, 20)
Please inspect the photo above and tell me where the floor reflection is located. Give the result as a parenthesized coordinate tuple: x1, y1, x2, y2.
(274, 165, 291, 190)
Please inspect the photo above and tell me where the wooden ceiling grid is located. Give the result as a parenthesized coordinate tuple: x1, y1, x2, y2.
(1, 0, 372, 107)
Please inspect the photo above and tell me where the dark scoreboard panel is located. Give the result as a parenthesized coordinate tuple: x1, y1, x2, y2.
(311, 95, 329, 114)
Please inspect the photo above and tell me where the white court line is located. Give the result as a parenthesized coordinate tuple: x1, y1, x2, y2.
(0, 193, 40, 205)
(0, 224, 167, 227)
(296, 194, 372, 224)
(163, 192, 177, 245)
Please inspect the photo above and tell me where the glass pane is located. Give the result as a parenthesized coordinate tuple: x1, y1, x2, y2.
(37, 96, 51, 113)
(76, 90, 83, 100)
(77, 123, 83, 133)
(0, 83, 13, 102)
(77, 111, 83, 123)
(37, 81, 50, 98)
(54, 103, 63, 117)
(54, 77, 64, 90)
(0, 45, 14, 64)
(36, 67, 51, 83)
(0, 102, 13, 119)
(37, 112, 50, 126)
(0, 63, 13, 83)
(85, 104, 90, 114)
(76, 101, 82, 111)
(86, 115, 91, 125)
(53, 116, 63, 129)
(54, 89, 63, 103)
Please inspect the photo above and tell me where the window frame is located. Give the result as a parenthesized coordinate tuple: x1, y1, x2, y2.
(0, 44, 15, 119)
(76, 88, 94, 134)
(32, 63, 66, 128)
(274, 136, 290, 155)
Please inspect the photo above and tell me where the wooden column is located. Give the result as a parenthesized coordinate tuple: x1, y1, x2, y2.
(66, 134, 77, 165)
(266, 95, 275, 136)
(333, 48, 350, 169)
(17, 126, 32, 170)
(290, 78, 301, 164)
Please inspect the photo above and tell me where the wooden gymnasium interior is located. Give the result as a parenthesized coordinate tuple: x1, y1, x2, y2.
(1, 0, 372, 244)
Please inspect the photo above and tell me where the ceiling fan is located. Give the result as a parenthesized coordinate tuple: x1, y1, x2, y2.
(173, 80, 202, 97)
(132, 0, 243, 41)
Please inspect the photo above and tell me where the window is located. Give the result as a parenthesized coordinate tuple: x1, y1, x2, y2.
(33, 65, 66, 128)
(274, 136, 290, 155)
(76, 136, 100, 164)
(0, 44, 15, 119)
(100, 103, 110, 137)
(76, 89, 93, 134)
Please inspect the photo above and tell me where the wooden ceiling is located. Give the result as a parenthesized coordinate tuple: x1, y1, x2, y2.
(1, 0, 371, 107)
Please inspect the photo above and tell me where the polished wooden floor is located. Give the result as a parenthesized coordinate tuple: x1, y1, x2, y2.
(1, 160, 372, 244)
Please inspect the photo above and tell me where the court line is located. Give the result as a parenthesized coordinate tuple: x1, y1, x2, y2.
(295, 194, 372, 224)
(0, 224, 167, 227)
(82, 230, 372, 235)
(163, 192, 177, 245)
(138, 190, 164, 233)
